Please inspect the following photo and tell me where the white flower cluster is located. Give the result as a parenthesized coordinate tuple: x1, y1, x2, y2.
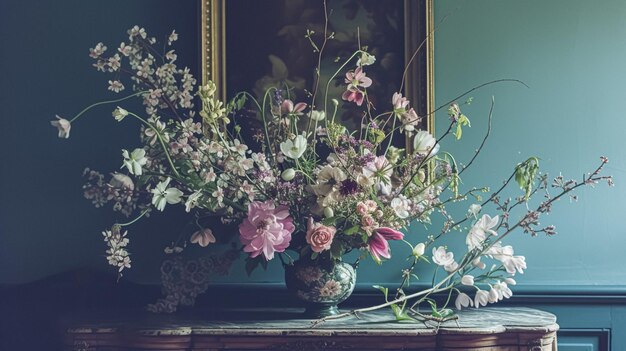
(102, 228, 131, 274)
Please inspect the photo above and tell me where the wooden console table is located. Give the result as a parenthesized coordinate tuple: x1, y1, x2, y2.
(64, 307, 558, 350)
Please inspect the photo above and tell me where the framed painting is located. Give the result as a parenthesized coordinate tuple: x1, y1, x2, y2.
(201, 0, 434, 136)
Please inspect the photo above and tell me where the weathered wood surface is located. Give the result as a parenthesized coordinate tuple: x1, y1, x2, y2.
(64, 307, 558, 350)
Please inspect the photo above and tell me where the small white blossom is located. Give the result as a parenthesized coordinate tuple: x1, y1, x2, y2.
(112, 106, 129, 121)
(151, 178, 183, 211)
(281, 168, 296, 181)
(466, 214, 499, 250)
(309, 110, 326, 121)
(51, 115, 71, 138)
(412, 243, 425, 257)
(454, 292, 473, 310)
(109, 173, 134, 190)
(108, 80, 125, 93)
(413, 130, 439, 157)
(468, 203, 482, 218)
(168, 30, 178, 45)
(472, 257, 486, 270)
(122, 148, 148, 175)
(444, 261, 459, 272)
(461, 275, 475, 286)
(432, 246, 454, 267)
(357, 52, 376, 66)
(185, 191, 202, 212)
(280, 135, 307, 159)
(390, 195, 410, 219)
(505, 277, 517, 285)
(474, 289, 489, 308)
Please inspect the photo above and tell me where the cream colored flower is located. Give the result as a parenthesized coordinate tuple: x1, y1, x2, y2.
(280, 135, 307, 159)
(51, 115, 71, 138)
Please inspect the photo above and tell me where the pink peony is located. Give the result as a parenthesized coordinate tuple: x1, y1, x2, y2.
(306, 218, 336, 253)
(368, 227, 404, 263)
(239, 201, 295, 260)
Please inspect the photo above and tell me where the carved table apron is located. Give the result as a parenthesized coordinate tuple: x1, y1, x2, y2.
(64, 307, 558, 350)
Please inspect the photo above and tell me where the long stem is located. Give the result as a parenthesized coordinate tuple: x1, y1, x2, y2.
(68, 91, 145, 123)
(127, 112, 180, 178)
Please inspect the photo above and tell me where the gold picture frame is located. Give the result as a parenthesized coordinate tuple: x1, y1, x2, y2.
(201, 0, 434, 133)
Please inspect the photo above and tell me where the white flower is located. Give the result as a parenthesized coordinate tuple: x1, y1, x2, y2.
(413, 130, 439, 157)
(362, 156, 393, 195)
(168, 30, 178, 45)
(488, 287, 500, 303)
(454, 292, 473, 310)
(122, 148, 148, 175)
(474, 289, 489, 308)
(505, 277, 517, 285)
(190, 228, 216, 247)
(502, 254, 527, 275)
(461, 275, 475, 286)
(109, 173, 134, 190)
(466, 214, 499, 250)
(468, 204, 482, 218)
(185, 191, 202, 212)
(444, 261, 459, 272)
(310, 110, 326, 121)
(357, 52, 376, 66)
(390, 195, 410, 219)
(108, 80, 125, 93)
(51, 115, 71, 138)
(495, 281, 513, 299)
(151, 178, 183, 211)
(472, 257, 486, 270)
(412, 243, 425, 257)
(112, 106, 129, 121)
(432, 246, 454, 266)
(280, 135, 307, 159)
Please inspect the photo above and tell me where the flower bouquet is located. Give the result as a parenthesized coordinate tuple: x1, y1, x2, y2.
(53, 22, 612, 321)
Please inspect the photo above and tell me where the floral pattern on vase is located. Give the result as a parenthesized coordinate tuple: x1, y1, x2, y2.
(285, 258, 356, 318)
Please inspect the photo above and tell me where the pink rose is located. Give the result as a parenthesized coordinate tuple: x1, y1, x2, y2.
(306, 217, 337, 253)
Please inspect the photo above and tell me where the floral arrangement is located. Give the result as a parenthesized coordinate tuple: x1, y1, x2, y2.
(53, 22, 612, 322)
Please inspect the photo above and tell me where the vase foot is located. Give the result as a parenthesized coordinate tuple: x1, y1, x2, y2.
(303, 304, 339, 319)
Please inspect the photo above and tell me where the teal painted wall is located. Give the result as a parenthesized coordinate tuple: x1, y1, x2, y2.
(0, 0, 624, 294)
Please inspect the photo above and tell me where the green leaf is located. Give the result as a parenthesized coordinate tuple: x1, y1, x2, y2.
(372, 285, 389, 302)
(439, 308, 454, 319)
(330, 240, 344, 259)
(311, 252, 319, 260)
(343, 225, 360, 235)
(321, 217, 337, 226)
(390, 304, 416, 322)
(454, 114, 471, 140)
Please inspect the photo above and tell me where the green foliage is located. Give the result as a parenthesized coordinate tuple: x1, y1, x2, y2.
(454, 114, 471, 140)
(515, 157, 540, 199)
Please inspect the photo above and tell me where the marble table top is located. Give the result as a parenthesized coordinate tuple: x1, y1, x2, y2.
(65, 307, 558, 337)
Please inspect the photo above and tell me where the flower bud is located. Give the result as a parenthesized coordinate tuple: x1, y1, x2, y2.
(323, 207, 334, 218)
(332, 98, 339, 107)
(281, 168, 295, 181)
(412, 243, 425, 257)
(112, 106, 129, 121)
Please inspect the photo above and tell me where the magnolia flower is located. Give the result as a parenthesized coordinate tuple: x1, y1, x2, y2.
(306, 218, 336, 253)
(238, 201, 294, 260)
(122, 148, 148, 175)
(368, 227, 404, 263)
(280, 135, 307, 159)
(474, 289, 490, 308)
(190, 228, 216, 247)
(461, 275, 475, 286)
(390, 195, 410, 219)
(413, 130, 439, 157)
(468, 204, 482, 218)
(112, 106, 129, 121)
(51, 115, 71, 138)
(466, 214, 499, 250)
(185, 191, 202, 212)
(432, 246, 454, 266)
(151, 177, 183, 211)
(309, 110, 326, 121)
(357, 52, 376, 66)
(455, 292, 473, 310)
